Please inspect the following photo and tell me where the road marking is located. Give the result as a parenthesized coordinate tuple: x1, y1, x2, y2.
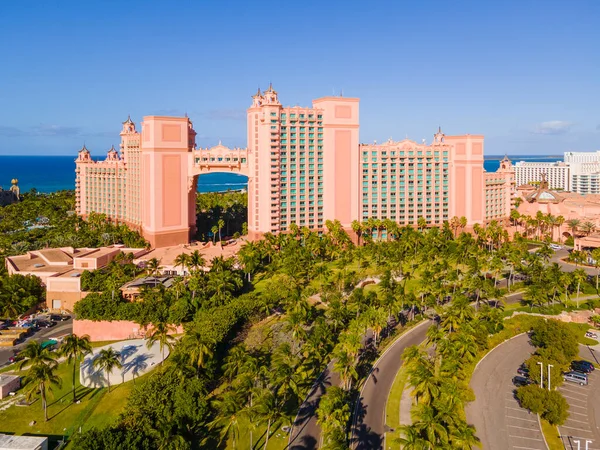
(506, 406, 534, 413)
(561, 393, 588, 403)
(512, 445, 540, 450)
(561, 385, 589, 394)
(508, 435, 543, 442)
(569, 410, 589, 417)
(568, 403, 588, 411)
(561, 424, 592, 433)
(508, 424, 540, 431)
(507, 415, 538, 423)
(565, 417, 591, 425)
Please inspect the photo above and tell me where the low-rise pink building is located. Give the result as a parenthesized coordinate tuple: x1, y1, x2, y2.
(5, 246, 146, 312)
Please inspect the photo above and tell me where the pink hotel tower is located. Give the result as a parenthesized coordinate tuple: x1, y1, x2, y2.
(75, 85, 515, 247)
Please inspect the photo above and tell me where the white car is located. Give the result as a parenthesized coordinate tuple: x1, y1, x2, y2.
(549, 244, 562, 250)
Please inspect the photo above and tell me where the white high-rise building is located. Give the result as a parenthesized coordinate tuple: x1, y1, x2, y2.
(515, 151, 600, 194)
(514, 161, 570, 191)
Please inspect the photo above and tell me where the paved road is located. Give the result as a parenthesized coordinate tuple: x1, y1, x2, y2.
(288, 360, 340, 450)
(350, 320, 431, 450)
(0, 316, 73, 367)
(558, 344, 600, 449)
(466, 333, 546, 450)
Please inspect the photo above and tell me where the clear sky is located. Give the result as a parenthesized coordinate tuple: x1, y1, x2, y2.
(0, 0, 598, 156)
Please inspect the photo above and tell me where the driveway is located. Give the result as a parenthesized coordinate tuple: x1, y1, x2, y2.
(559, 345, 600, 449)
(466, 333, 546, 450)
(351, 320, 430, 450)
(0, 316, 73, 367)
(288, 361, 340, 450)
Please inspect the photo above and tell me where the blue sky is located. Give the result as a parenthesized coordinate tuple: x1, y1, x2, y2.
(0, 0, 598, 156)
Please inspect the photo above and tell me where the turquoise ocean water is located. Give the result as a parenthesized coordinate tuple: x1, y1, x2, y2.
(0, 155, 561, 194)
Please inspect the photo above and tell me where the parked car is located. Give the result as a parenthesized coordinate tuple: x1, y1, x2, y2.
(564, 371, 588, 386)
(571, 360, 595, 374)
(585, 331, 598, 339)
(517, 367, 529, 377)
(50, 315, 70, 322)
(549, 244, 562, 250)
(513, 376, 532, 387)
(36, 320, 57, 329)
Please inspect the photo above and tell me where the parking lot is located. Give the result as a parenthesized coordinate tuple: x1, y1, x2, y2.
(504, 380, 547, 449)
(559, 369, 599, 450)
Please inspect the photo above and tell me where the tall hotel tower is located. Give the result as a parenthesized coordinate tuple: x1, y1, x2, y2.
(247, 85, 359, 236)
(75, 86, 514, 247)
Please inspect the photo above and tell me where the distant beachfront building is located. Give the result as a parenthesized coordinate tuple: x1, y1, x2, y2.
(514, 161, 570, 191)
(75, 86, 514, 247)
(0, 179, 20, 206)
(514, 151, 600, 195)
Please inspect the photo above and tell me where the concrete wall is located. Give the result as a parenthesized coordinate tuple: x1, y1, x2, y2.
(73, 319, 183, 342)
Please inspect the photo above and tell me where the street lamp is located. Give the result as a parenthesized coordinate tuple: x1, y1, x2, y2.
(537, 361, 544, 389)
(548, 364, 553, 391)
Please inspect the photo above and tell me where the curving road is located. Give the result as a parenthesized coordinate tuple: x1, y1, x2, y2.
(466, 333, 545, 450)
(288, 360, 340, 449)
(350, 320, 431, 450)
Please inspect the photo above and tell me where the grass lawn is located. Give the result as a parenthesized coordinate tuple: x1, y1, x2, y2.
(384, 365, 408, 450)
(540, 418, 563, 450)
(0, 360, 141, 448)
(227, 415, 291, 450)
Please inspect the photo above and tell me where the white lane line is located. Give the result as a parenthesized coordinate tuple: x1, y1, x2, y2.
(561, 394, 588, 403)
(567, 403, 588, 410)
(506, 406, 532, 412)
(569, 409, 589, 416)
(560, 424, 593, 433)
(560, 387, 589, 397)
(507, 435, 543, 442)
(507, 424, 541, 432)
(566, 417, 591, 425)
(506, 415, 538, 423)
(511, 446, 544, 450)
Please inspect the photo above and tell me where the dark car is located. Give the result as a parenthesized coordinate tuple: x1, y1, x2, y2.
(50, 315, 70, 322)
(513, 376, 532, 387)
(571, 360, 595, 374)
(37, 320, 57, 329)
(517, 367, 529, 377)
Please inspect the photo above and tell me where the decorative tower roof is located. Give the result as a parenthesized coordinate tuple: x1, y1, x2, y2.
(262, 82, 280, 106)
(105, 145, 120, 161)
(252, 87, 262, 98)
(121, 115, 136, 134)
(433, 126, 445, 144)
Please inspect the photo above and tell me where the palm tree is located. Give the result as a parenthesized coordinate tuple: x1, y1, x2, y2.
(60, 334, 92, 403)
(218, 218, 225, 241)
(146, 258, 162, 283)
(173, 252, 190, 276)
(146, 322, 177, 364)
(182, 329, 214, 373)
(93, 348, 122, 393)
(450, 421, 482, 449)
(211, 225, 218, 244)
(581, 221, 596, 236)
(572, 268, 587, 307)
(556, 215, 565, 243)
(210, 390, 243, 449)
(333, 347, 357, 391)
(18, 340, 57, 371)
(395, 424, 428, 449)
(24, 363, 61, 421)
(351, 219, 363, 245)
(188, 250, 206, 272)
(255, 389, 285, 450)
(567, 219, 581, 238)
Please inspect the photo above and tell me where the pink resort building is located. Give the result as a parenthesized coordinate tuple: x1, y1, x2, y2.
(75, 86, 514, 247)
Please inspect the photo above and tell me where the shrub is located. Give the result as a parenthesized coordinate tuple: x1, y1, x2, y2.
(530, 320, 578, 361)
(542, 390, 569, 425)
(516, 384, 546, 414)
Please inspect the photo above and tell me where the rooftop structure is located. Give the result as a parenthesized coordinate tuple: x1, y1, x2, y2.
(0, 434, 48, 450)
(5, 246, 147, 312)
(0, 375, 20, 399)
(75, 87, 514, 245)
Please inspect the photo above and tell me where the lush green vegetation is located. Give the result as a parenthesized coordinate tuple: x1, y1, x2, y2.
(516, 320, 576, 426)
(0, 272, 44, 317)
(0, 191, 148, 269)
(195, 191, 247, 242)
(5, 199, 600, 449)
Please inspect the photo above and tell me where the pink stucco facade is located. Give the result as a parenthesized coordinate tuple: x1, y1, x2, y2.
(73, 319, 183, 342)
(75, 86, 514, 246)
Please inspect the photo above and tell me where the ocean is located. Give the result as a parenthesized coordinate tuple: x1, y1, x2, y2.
(0, 154, 562, 194)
